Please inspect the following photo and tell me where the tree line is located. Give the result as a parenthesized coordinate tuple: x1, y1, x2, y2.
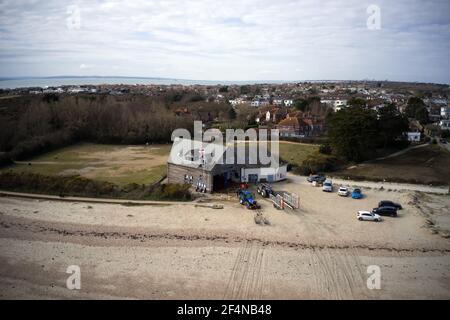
(0, 94, 194, 164)
(326, 98, 410, 162)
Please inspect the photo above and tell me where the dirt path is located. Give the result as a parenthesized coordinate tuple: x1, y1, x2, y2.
(0, 190, 222, 208)
(287, 173, 449, 194)
(367, 143, 429, 162)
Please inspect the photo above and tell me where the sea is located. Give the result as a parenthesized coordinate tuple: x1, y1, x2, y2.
(0, 77, 310, 89)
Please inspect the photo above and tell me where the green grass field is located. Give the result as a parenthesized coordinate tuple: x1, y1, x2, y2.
(234, 141, 319, 167)
(0, 141, 318, 186)
(1, 143, 171, 186)
(278, 142, 319, 166)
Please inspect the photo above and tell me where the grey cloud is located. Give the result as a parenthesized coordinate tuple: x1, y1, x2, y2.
(0, 0, 448, 83)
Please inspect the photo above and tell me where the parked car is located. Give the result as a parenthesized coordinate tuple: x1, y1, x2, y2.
(440, 138, 447, 144)
(372, 206, 398, 217)
(307, 174, 326, 184)
(378, 200, 402, 210)
(357, 211, 381, 222)
(351, 188, 363, 199)
(322, 179, 333, 192)
(338, 186, 349, 197)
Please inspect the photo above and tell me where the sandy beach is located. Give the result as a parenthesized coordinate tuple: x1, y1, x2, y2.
(1, 176, 449, 299)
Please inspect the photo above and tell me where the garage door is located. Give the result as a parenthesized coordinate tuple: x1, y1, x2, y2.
(248, 174, 258, 183)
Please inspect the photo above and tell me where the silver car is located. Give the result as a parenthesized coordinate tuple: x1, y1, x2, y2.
(338, 186, 349, 197)
(357, 211, 381, 222)
(322, 179, 333, 192)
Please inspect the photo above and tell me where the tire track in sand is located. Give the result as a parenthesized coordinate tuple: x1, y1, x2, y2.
(300, 211, 367, 299)
(223, 241, 266, 299)
(308, 247, 368, 299)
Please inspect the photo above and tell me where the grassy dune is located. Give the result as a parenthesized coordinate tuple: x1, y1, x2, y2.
(1, 143, 171, 186)
(335, 145, 450, 186)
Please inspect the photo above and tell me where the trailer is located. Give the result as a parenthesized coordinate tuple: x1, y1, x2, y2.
(269, 193, 284, 210)
(268, 191, 299, 211)
(281, 192, 299, 210)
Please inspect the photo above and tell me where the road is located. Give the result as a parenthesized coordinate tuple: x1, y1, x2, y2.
(287, 173, 449, 194)
(439, 140, 450, 151)
(369, 143, 429, 161)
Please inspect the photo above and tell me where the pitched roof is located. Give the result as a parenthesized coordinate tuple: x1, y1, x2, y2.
(168, 138, 280, 171)
(277, 117, 299, 127)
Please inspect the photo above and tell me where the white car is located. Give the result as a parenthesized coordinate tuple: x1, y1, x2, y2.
(357, 211, 381, 222)
(338, 186, 349, 197)
(322, 179, 333, 192)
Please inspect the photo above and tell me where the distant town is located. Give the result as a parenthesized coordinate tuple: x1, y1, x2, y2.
(2, 80, 449, 140)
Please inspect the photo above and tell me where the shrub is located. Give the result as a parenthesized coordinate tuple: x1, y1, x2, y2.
(292, 165, 311, 176)
(147, 183, 192, 201)
(0, 155, 13, 168)
(0, 172, 191, 201)
(0, 171, 120, 197)
(300, 151, 336, 174)
(319, 144, 332, 155)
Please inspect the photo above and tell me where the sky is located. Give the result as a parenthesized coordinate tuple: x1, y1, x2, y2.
(0, 0, 449, 83)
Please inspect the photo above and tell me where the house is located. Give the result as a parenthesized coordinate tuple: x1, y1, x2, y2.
(256, 106, 288, 123)
(333, 99, 347, 111)
(255, 106, 273, 124)
(277, 117, 310, 138)
(439, 120, 450, 130)
(406, 119, 423, 142)
(429, 105, 442, 122)
(167, 138, 287, 193)
(320, 98, 347, 111)
(286, 111, 303, 119)
(251, 100, 261, 107)
(441, 106, 450, 119)
(407, 132, 421, 142)
(271, 108, 289, 123)
(303, 117, 324, 136)
(174, 107, 190, 117)
(284, 99, 293, 107)
(264, 110, 271, 122)
(273, 98, 284, 106)
(260, 100, 270, 107)
(273, 98, 293, 107)
(229, 97, 246, 106)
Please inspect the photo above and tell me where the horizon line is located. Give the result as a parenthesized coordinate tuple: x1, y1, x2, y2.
(0, 75, 448, 86)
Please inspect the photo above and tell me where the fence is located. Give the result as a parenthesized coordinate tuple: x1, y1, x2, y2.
(269, 192, 299, 210)
(282, 192, 299, 210)
(270, 193, 284, 209)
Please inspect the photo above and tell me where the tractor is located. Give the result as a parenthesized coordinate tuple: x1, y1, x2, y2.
(237, 189, 260, 210)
